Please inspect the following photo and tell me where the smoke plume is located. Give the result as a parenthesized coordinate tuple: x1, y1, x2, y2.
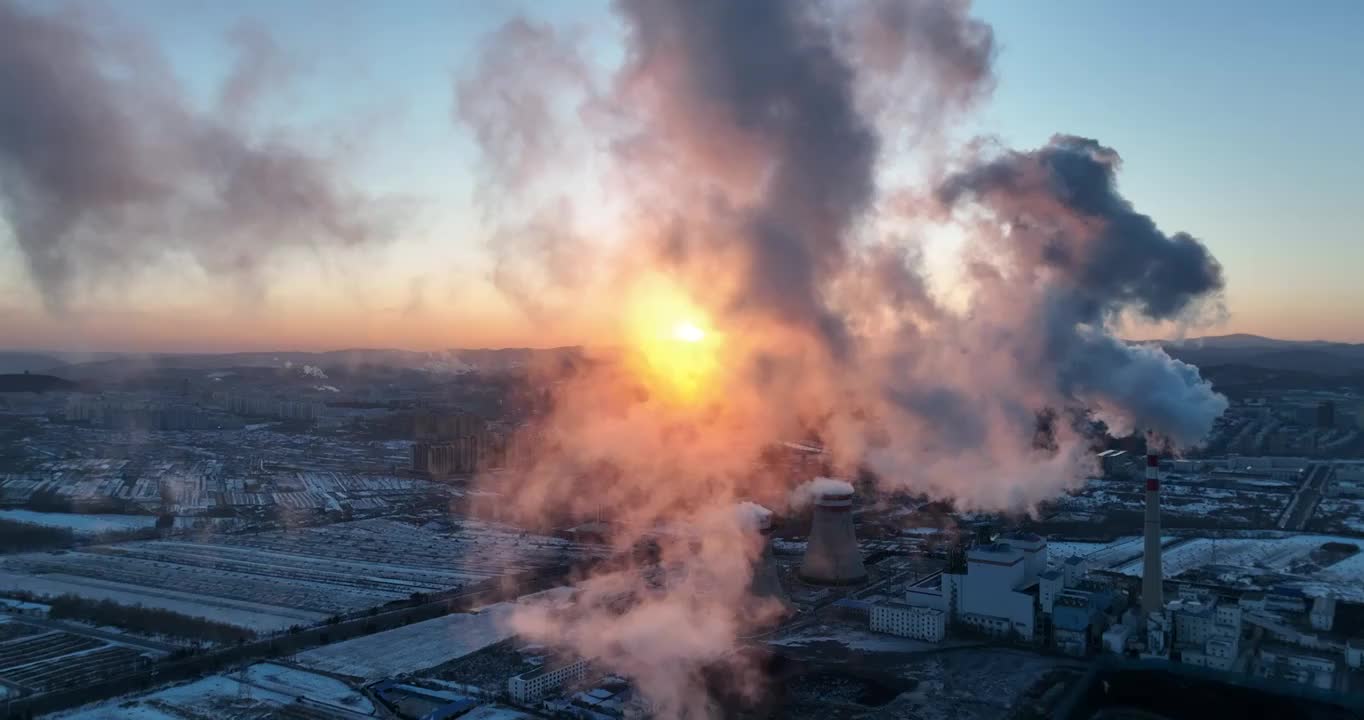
(455, 1, 1227, 716)
(0, 0, 385, 310)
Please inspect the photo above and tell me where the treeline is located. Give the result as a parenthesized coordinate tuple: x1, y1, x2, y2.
(0, 518, 74, 552)
(46, 594, 256, 645)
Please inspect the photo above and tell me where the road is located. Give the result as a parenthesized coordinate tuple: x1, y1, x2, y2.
(1280, 464, 1331, 531)
(6, 614, 179, 654)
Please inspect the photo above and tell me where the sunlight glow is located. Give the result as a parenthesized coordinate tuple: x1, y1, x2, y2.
(673, 322, 706, 343)
(625, 276, 721, 403)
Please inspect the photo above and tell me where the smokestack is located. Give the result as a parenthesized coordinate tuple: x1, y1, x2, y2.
(799, 479, 867, 585)
(1141, 452, 1164, 615)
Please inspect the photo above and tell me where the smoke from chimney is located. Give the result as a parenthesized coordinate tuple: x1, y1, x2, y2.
(0, 0, 389, 311)
(458, 1, 1228, 713)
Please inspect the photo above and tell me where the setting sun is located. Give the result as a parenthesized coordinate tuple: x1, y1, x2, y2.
(673, 322, 706, 343)
(622, 276, 722, 402)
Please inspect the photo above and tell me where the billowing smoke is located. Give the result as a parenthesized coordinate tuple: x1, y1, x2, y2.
(934, 134, 1228, 443)
(0, 0, 385, 310)
(455, 0, 1227, 715)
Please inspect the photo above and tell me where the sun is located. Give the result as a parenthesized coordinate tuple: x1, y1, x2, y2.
(673, 321, 706, 344)
(624, 276, 721, 403)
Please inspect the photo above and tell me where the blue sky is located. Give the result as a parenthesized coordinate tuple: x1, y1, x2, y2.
(3, 0, 1361, 349)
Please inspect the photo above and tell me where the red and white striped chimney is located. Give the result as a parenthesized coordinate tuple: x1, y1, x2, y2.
(1141, 452, 1164, 615)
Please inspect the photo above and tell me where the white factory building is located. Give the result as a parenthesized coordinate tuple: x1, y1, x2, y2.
(892, 533, 1048, 642)
(870, 602, 946, 642)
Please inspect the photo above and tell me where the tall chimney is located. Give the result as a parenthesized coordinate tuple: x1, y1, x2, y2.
(1141, 452, 1164, 615)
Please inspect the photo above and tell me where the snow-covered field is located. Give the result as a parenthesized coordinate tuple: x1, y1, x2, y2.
(1113, 534, 1358, 578)
(55, 663, 373, 719)
(0, 571, 324, 632)
(293, 603, 516, 681)
(0, 517, 587, 631)
(769, 621, 980, 655)
(0, 510, 156, 534)
(243, 663, 373, 713)
(461, 706, 538, 720)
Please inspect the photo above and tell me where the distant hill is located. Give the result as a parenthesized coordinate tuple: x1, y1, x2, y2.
(0, 373, 78, 393)
(1161, 336, 1364, 376)
(0, 352, 66, 374)
(15, 346, 587, 382)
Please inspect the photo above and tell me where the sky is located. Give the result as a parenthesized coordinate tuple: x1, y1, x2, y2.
(1, 0, 1361, 352)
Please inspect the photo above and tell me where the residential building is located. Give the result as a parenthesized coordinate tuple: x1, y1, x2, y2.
(870, 602, 946, 642)
(508, 659, 589, 704)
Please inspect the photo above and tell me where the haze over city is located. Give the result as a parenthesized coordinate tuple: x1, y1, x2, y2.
(2, 1, 1364, 719)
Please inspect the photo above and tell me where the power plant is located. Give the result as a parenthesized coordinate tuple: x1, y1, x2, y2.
(1141, 452, 1164, 615)
(799, 479, 867, 585)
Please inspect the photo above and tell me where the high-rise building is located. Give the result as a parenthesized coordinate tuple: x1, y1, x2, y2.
(1315, 401, 1335, 429)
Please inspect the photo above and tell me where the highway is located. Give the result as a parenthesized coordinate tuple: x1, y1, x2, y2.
(1280, 464, 1331, 531)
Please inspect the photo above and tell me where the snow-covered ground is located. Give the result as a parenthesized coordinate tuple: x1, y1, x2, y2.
(769, 622, 979, 655)
(54, 663, 372, 719)
(293, 603, 516, 681)
(1111, 534, 1364, 595)
(461, 706, 538, 720)
(0, 510, 156, 534)
(0, 570, 323, 632)
(244, 663, 373, 713)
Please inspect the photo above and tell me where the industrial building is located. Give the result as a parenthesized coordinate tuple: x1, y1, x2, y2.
(895, 532, 1048, 642)
(798, 479, 867, 585)
(1257, 646, 1338, 691)
(1051, 580, 1118, 656)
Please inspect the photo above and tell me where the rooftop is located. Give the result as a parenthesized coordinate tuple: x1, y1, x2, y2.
(968, 543, 1024, 563)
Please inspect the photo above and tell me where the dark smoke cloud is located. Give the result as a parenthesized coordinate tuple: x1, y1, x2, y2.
(938, 135, 1225, 322)
(936, 134, 1228, 443)
(616, 0, 879, 353)
(0, 0, 384, 310)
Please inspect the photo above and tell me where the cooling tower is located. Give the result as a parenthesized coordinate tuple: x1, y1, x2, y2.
(744, 505, 792, 614)
(1141, 453, 1164, 615)
(799, 480, 867, 585)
